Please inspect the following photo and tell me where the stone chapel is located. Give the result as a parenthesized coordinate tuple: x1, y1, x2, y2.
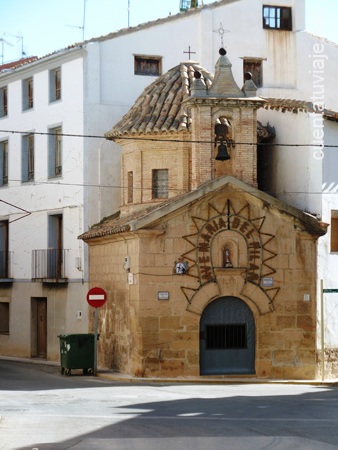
(80, 49, 326, 379)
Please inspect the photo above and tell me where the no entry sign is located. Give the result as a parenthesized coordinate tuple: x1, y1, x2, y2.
(87, 287, 107, 308)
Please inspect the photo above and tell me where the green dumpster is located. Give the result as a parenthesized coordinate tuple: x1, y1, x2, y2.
(58, 334, 97, 376)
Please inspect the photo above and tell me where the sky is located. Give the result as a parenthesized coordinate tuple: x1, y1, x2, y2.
(0, 0, 337, 64)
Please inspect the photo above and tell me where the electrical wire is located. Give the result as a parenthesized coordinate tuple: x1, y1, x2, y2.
(0, 128, 338, 147)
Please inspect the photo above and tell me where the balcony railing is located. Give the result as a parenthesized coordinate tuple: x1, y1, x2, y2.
(32, 249, 68, 281)
(0, 251, 12, 279)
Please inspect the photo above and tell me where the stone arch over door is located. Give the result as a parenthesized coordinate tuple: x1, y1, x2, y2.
(200, 296, 255, 375)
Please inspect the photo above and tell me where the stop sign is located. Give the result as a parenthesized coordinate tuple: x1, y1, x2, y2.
(87, 287, 107, 308)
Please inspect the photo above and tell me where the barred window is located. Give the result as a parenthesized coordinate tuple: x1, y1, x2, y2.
(152, 169, 168, 199)
(206, 324, 247, 349)
(127, 171, 133, 203)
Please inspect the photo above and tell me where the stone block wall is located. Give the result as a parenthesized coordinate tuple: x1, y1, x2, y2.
(88, 188, 320, 379)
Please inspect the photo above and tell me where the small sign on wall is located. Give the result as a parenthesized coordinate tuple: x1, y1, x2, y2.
(262, 277, 274, 287)
(158, 291, 169, 300)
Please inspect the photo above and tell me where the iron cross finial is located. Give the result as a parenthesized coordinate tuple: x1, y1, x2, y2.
(183, 46, 196, 59)
(213, 23, 229, 48)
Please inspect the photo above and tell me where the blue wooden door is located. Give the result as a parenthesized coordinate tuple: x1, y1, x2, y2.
(200, 297, 255, 375)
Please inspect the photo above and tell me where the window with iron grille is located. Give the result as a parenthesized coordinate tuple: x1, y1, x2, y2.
(22, 77, 33, 110)
(22, 134, 34, 182)
(152, 169, 168, 199)
(48, 127, 62, 177)
(243, 59, 263, 88)
(0, 140, 8, 186)
(0, 87, 8, 117)
(206, 324, 247, 349)
(135, 55, 162, 76)
(49, 67, 61, 102)
(127, 171, 133, 203)
(331, 211, 338, 252)
(263, 6, 292, 31)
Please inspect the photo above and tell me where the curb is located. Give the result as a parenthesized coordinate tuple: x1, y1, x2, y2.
(2, 356, 338, 386)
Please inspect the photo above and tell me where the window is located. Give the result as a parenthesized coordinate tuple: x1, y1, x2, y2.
(48, 214, 63, 279)
(0, 87, 8, 117)
(22, 133, 34, 182)
(127, 171, 133, 203)
(206, 324, 247, 349)
(0, 140, 8, 186)
(49, 67, 61, 102)
(134, 55, 162, 76)
(243, 59, 263, 88)
(331, 211, 338, 252)
(0, 220, 9, 278)
(152, 169, 168, 199)
(0, 302, 9, 334)
(22, 77, 33, 110)
(48, 127, 62, 177)
(263, 6, 292, 31)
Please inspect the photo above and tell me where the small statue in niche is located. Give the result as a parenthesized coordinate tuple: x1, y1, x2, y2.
(223, 247, 233, 268)
(174, 258, 188, 275)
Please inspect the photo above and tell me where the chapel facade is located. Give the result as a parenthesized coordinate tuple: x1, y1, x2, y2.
(80, 49, 326, 379)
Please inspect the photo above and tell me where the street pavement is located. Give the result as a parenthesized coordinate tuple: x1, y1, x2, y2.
(1, 358, 338, 449)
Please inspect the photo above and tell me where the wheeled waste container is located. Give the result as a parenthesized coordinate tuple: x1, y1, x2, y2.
(58, 333, 97, 376)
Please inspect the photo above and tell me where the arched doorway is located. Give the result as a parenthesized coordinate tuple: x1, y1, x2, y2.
(200, 296, 255, 375)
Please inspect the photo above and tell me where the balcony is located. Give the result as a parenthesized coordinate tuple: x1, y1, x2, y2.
(0, 251, 13, 282)
(32, 249, 68, 283)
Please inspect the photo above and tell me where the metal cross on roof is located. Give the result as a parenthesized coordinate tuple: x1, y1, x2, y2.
(213, 23, 229, 48)
(183, 46, 196, 59)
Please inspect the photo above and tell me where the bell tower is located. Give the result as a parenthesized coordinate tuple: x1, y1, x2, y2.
(186, 48, 266, 189)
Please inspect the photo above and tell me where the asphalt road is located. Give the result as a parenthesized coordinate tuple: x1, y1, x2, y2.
(1, 359, 338, 449)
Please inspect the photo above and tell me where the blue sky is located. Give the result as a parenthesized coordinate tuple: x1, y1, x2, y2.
(0, 0, 337, 64)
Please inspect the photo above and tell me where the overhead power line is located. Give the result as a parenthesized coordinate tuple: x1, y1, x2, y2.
(0, 128, 337, 148)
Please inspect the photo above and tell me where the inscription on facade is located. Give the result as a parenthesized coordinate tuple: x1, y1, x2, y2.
(197, 214, 262, 285)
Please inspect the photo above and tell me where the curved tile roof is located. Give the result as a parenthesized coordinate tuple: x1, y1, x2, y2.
(105, 62, 214, 138)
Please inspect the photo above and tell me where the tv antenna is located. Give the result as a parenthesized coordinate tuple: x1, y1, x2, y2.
(3, 33, 25, 60)
(65, 0, 87, 41)
(0, 36, 14, 64)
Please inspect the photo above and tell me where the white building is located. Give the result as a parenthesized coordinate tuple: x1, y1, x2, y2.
(1, 0, 337, 373)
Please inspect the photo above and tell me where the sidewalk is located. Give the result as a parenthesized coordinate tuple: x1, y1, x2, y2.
(1, 355, 338, 385)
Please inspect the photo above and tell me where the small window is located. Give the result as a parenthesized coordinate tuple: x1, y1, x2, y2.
(331, 211, 338, 252)
(0, 220, 9, 279)
(22, 77, 33, 110)
(0, 87, 8, 117)
(243, 59, 263, 88)
(263, 5, 292, 31)
(134, 55, 162, 76)
(206, 324, 247, 349)
(22, 133, 34, 182)
(0, 302, 9, 334)
(127, 171, 133, 203)
(152, 169, 168, 199)
(49, 67, 61, 102)
(0, 140, 8, 186)
(48, 127, 62, 177)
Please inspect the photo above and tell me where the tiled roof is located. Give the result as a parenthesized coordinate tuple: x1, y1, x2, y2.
(105, 62, 214, 138)
(0, 56, 38, 72)
(79, 176, 326, 241)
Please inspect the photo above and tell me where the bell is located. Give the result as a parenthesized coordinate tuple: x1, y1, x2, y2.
(215, 142, 231, 161)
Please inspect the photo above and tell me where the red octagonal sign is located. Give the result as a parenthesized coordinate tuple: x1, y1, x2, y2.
(87, 287, 107, 308)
